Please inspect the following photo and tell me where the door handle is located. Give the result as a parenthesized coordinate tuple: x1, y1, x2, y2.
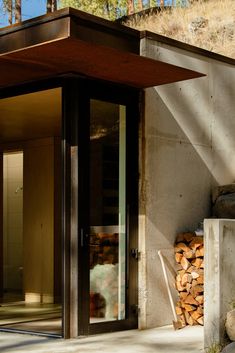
(80, 228, 89, 247)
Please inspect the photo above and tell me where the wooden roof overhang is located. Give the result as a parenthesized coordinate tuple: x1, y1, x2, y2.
(0, 8, 205, 90)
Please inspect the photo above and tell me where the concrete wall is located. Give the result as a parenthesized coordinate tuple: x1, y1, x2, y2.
(139, 37, 235, 328)
(204, 219, 235, 347)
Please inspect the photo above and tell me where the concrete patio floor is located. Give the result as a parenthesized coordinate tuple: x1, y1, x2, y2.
(0, 325, 204, 353)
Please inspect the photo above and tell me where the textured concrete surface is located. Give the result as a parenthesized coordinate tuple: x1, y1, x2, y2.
(0, 325, 203, 353)
(139, 37, 211, 329)
(204, 219, 235, 347)
(139, 35, 235, 329)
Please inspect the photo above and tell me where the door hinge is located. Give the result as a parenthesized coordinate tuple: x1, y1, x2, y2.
(131, 248, 141, 261)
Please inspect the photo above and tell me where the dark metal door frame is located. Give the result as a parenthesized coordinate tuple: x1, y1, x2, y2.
(62, 78, 139, 338)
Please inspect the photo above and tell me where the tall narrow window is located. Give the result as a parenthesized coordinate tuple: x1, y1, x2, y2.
(89, 100, 126, 323)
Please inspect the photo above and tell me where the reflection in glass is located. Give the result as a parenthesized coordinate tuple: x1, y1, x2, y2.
(89, 100, 126, 323)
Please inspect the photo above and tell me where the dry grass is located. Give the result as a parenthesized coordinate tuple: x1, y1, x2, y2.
(125, 0, 235, 58)
(205, 342, 222, 353)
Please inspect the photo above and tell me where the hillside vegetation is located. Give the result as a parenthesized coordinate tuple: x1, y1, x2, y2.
(125, 0, 235, 59)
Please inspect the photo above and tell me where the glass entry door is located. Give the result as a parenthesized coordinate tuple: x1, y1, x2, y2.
(89, 100, 126, 324)
(65, 82, 138, 337)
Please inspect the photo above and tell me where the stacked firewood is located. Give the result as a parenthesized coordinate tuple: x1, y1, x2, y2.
(90, 233, 119, 269)
(174, 232, 204, 327)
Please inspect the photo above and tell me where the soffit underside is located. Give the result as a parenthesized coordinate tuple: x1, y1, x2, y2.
(0, 10, 205, 89)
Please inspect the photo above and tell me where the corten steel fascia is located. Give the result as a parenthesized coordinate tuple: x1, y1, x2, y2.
(0, 8, 205, 89)
(0, 8, 140, 55)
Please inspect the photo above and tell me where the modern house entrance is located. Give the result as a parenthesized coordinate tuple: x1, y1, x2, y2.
(0, 81, 139, 337)
(0, 8, 203, 339)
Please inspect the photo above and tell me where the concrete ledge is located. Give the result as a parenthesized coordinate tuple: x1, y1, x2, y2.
(204, 219, 235, 348)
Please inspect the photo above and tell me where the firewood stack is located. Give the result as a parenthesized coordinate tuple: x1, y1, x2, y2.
(174, 232, 204, 327)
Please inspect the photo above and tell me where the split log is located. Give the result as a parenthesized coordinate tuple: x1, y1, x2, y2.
(178, 269, 186, 278)
(196, 275, 204, 285)
(189, 237, 203, 250)
(191, 271, 200, 279)
(176, 281, 185, 292)
(184, 250, 196, 259)
(176, 274, 182, 283)
(187, 265, 196, 273)
(184, 294, 199, 306)
(195, 295, 204, 305)
(197, 305, 203, 315)
(175, 253, 183, 263)
(175, 242, 191, 253)
(196, 245, 204, 257)
(184, 311, 194, 326)
(181, 256, 190, 270)
(191, 279, 198, 287)
(197, 316, 204, 325)
(181, 273, 192, 286)
(191, 310, 202, 321)
(186, 283, 192, 293)
(176, 306, 183, 315)
(191, 258, 203, 268)
(182, 303, 196, 312)
(179, 292, 188, 300)
(191, 285, 204, 296)
(179, 314, 186, 326)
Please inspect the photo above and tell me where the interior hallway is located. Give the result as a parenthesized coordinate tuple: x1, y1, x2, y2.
(0, 325, 203, 353)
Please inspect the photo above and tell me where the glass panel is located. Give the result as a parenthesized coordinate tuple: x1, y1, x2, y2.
(89, 100, 126, 323)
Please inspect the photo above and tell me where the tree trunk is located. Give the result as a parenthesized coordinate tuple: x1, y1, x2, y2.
(138, 0, 143, 11)
(160, 0, 164, 7)
(47, 0, 57, 13)
(127, 0, 134, 15)
(6, 0, 13, 25)
(105, 1, 110, 17)
(15, 0, 21, 23)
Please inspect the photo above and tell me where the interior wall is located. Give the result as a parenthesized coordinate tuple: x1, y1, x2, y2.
(23, 138, 55, 304)
(3, 152, 23, 292)
(53, 137, 62, 303)
(139, 37, 235, 328)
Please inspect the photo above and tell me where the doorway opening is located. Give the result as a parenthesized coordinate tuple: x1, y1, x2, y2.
(0, 88, 62, 336)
